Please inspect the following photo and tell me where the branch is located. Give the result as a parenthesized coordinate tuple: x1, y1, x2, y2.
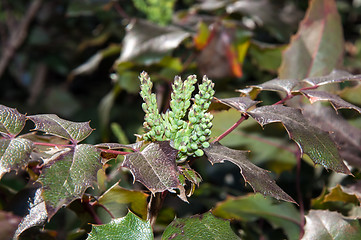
(0, 0, 43, 78)
(212, 115, 247, 143)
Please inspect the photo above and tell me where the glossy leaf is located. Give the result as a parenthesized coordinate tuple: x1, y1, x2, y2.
(215, 97, 260, 113)
(122, 141, 187, 201)
(303, 69, 361, 86)
(248, 105, 350, 174)
(323, 185, 359, 205)
(39, 144, 101, 218)
(279, 0, 344, 79)
(301, 90, 361, 114)
(248, 78, 300, 95)
(14, 187, 48, 239)
(0, 138, 33, 177)
(118, 19, 190, 64)
(28, 114, 93, 143)
(98, 184, 149, 219)
(302, 210, 361, 240)
(0, 211, 22, 240)
(204, 142, 295, 203)
(87, 211, 153, 240)
(303, 104, 361, 168)
(0, 105, 26, 137)
(212, 193, 301, 240)
(161, 212, 239, 240)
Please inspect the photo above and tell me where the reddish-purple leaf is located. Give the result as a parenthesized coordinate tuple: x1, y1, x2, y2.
(204, 142, 295, 203)
(122, 141, 187, 202)
(248, 105, 350, 174)
(0, 105, 26, 137)
(249, 78, 300, 95)
(303, 69, 361, 86)
(0, 138, 33, 177)
(302, 210, 361, 240)
(215, 97, 260, 113)
(39, 144, 101, 218)
(279, 0, 344, 80)
(28, 114, 93, 143)
(303, 104, 361, 168)
(301, 90, 361, 114)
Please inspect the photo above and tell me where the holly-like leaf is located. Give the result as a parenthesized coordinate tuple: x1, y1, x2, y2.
(0, 105, 26, 137)
(302, 210, 361, 240)
(87, 211, 153, 240)
(204, 142, 295, 203)
(301, 90, 361, 114)
(249, 78, 300, 95)
(98, 184, 149, 220)
(161, 212, 239, 240)
(248, 105, 350, 174)
(323, 185, 359, 205)
(279, 0, 344, 79)
(303, 69, 361, 86)
(28, 114, 93, 143)
(0, 138, 33, 177)
(302, 104, 361, 168)
(212, 193, 301, 240)
(215, 97, 260, 113)
(14, 186, 48, 239)
(122, 141, 187, 202)
(39, 144, 101, 218)
(118, 19, 190, 64)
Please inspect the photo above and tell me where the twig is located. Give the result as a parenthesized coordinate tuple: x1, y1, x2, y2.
(0, 0, 43, 78)
(212, 115, 247, 143)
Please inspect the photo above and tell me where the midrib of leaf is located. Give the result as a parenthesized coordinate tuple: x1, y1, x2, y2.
(313, 214, 334, 239)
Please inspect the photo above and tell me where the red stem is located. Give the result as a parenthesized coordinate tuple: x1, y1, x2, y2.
(212, 115, 247, 143)
(99, 148, 131, 155)
(93, 202, 115, 219)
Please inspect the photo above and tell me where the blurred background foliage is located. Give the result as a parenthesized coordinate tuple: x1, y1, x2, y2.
(1, 0, 361, 239)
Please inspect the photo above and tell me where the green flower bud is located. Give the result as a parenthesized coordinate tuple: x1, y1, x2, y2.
(195, 149, 204, 157)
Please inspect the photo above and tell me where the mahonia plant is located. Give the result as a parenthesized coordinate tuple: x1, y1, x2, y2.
(139, 71, 215, 162)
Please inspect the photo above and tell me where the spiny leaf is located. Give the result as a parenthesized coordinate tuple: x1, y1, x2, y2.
(303, 69, 361, 86)
(301, 90, 361, 114)
(204, 142, 295, 203)
(28, 114, 93, 143)
(161, 212, 239, 240)
(0, 138, 33, 177)
(215, 97, 260, 113)
(303, 104, 361, 168)
(98, 184, 149, 220)
(122, 141, 187, 202)
(87, 211, 153, 240)
(302, 210, 361, 240)
(248, 105, 351, 174)
(212, 193, 301, 240)
(279, 0, 344, 79)
(13, 186, 48, 239)
(39, 144, 101, 218)
(118, 19, 190, 64)
(248, 78, 300, 95)
(0, 105, 26, 137)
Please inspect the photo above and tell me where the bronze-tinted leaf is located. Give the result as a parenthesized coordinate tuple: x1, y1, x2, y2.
(122, 141, 187, 202)
(215, 97, 260, 113)
(204, 142, 295, 203)
(301, 90, 361, 114)
(249, 78, 300, 95)
(248, 105, 350, 174)
(303, 69, 361, 86)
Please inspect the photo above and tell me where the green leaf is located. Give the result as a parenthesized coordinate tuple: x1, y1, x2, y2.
(161, 212, 239, 240)
(302, 210, 361, 240)
(204, 142, 295, 203)
(279, 0, 344, 79)
(98, 184, 149, 219)
(122, 141, 187, 202)
(28, 114, 93, 143)
(14, 187, 48, 239)
(118, 19, 190, 64)
(248, 105, 351, 174)
(323, 185, 359, 205)
(215, 97, 260, 113)
(248, 42, 286, 71)
(0, 105, 26, 137)
(212, 193, 301, 240)
(39, 144, 101, 218)
(0, 138, 33, 177)
(87, 211, 153, 240)
(301, 90, 361, 114)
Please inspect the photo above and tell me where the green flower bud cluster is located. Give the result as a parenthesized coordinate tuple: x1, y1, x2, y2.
(139, 72, 215, 162)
